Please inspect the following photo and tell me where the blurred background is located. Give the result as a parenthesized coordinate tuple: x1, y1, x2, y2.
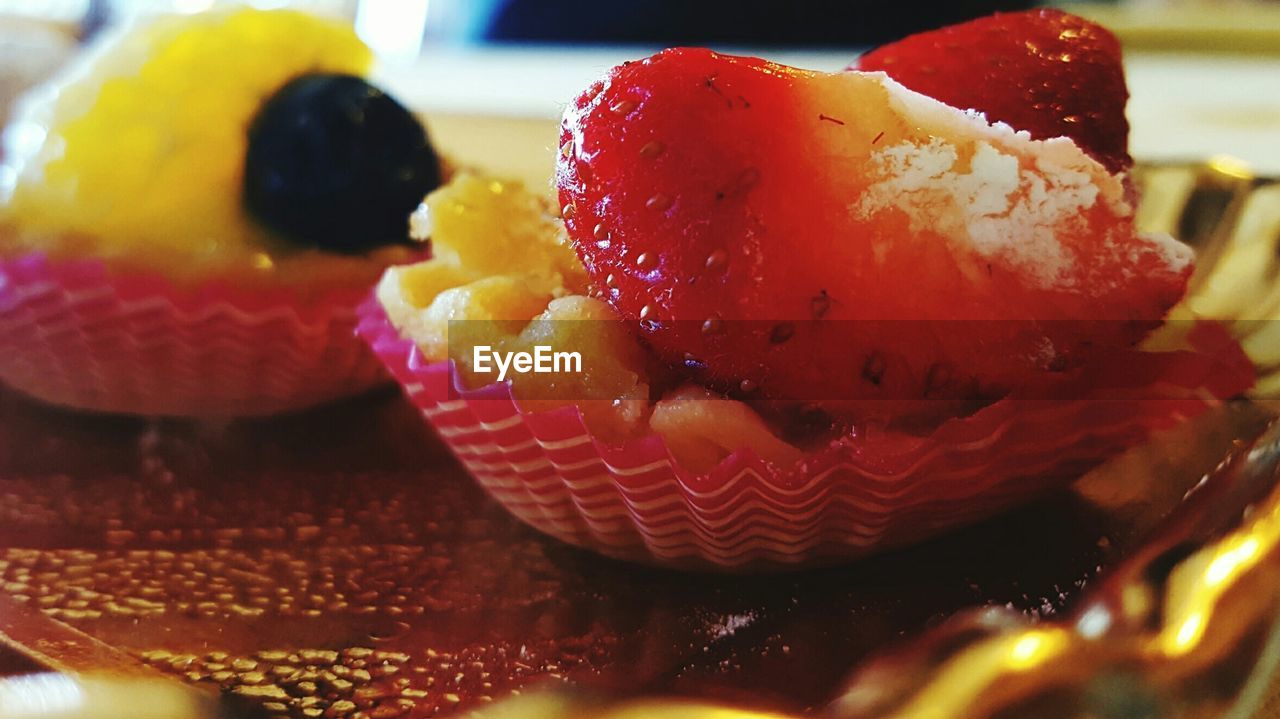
(0, 0, 1276, 183)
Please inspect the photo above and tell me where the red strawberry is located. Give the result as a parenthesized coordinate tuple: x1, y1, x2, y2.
(853, 9, 1132, 174)
(556, 46, 1189, 425)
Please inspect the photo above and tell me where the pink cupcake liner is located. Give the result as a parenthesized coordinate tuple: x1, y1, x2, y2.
(358, 297, 1253, 570)
(0, 252, 389, 416)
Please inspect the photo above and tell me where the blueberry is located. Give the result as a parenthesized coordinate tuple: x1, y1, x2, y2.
(244, 73, 441, 254)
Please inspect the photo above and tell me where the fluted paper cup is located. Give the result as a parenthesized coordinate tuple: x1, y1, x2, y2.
(0, 252, 388, 416)
(358, 297, 1253, 571)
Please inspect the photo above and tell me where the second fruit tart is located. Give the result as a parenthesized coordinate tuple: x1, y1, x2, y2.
(0, 7, 443, 416)
(364, 10, 1254, 569)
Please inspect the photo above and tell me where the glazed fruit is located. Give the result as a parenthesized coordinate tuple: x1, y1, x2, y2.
(2, 9, 374, 274)
(245, 73, 442, 253)
(853, 9, 1132, 174)
(556, 45, 1190, 423)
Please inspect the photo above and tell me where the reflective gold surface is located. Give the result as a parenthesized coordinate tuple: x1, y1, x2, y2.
(831, 420, 1280, 719)
(1140, 161, 1280, 396)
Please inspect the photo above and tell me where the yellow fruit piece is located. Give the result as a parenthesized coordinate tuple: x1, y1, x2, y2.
(651, 386, 804, 472)
(376, 173, 588, 357)
(469, 295, 652, 444)
(412, 276, 556, 361)
(379, 175, 646, 439)
(2, 7, 376, 282)
(424, 173, 588, 291)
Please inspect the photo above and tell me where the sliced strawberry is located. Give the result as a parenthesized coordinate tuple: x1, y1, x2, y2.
(853, 9, 1132, 174)
(557, 47, 1190, 424)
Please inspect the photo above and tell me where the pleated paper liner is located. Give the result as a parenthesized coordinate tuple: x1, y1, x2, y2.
(358, 297, 1253, 570)
(0, 252, 388, 417)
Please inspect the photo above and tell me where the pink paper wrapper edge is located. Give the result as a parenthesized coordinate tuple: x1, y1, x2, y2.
(357, 295, 1250, 571)
(0, 252, 388, 416)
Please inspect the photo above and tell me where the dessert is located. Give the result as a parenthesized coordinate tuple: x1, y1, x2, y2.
(0, 7, 442, 415)
(362, 10, 1253, 569)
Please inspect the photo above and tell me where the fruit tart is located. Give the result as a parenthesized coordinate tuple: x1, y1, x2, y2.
(360, 10, 1254, 570)
(0, 7, 443, 416)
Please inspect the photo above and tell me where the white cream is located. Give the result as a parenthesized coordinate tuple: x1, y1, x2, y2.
(853, 73, 1193, 290)
(857, 137, 1095, 287)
